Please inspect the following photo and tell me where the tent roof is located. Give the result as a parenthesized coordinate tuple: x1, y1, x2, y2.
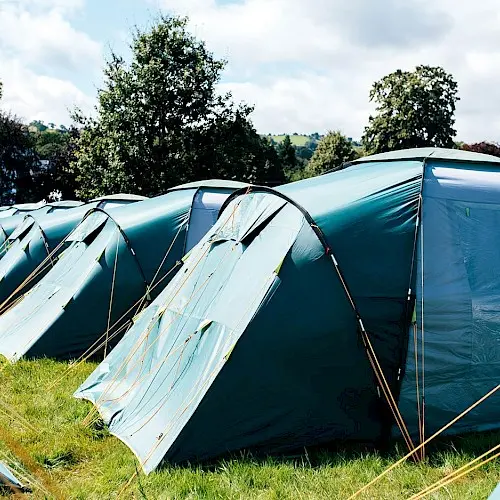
(351, 147, 500, 166)
(0, 201, 45, 212)
(45, 200, 83, 208)
(89, 193, 148, 202)
(168, 179, 249, 191)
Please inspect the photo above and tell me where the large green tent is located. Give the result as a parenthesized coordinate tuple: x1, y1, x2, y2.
(0, 195, 145, 306)
(0, 181, 246, 361)
(75, 148, 500, 472)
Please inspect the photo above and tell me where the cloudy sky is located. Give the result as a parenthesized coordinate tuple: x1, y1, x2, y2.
(0, 0, 499, 141)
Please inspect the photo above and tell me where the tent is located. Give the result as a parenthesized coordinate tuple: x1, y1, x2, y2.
(0, 180, 246, 361)
(0, 200, 83, 255)
(75, 148, 500, 472)
(0, 461, 26, 493)
(0, 195, 146, 306)
(0, 201, 47, 219)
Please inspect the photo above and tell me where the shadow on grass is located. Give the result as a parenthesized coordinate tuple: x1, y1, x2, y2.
(157, 429, 500, 472)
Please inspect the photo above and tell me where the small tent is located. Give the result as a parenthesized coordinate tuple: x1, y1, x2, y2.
(0, 195, 145, 305)
(0, 180, 246, 361)
(76, 148, 500, 471)
(0, 200, 83, 255)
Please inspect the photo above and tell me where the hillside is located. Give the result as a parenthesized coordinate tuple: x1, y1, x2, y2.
(270, 135, 314, 147)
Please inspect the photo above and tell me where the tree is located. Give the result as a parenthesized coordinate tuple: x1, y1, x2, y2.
(72, 15, 284, 198)
(31, 126, 80, 199)
(0, 113, 39, 204)
(461, 141, 500, 158)
(277, 135, 297, 170)
(362, 65, 459, 154)
(306, 131, 357, 177)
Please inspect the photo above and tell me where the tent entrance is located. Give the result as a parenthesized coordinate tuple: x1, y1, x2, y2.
(398, 163, 500, 440)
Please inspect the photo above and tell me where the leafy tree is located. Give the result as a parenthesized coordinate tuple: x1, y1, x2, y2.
(0, 80, 38, 203)
(31, 127, 80, 199)
(277, 135, 297, 170)
(362, 65, 459, 154)
(72, 15, 284, 198)
(29, 120, 48, 132)
(0, 113, 39, 204)
(461, 141, 500, 158)
(306, 130, 357, 177)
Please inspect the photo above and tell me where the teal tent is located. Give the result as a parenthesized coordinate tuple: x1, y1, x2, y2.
(0, 196, 145, 306)
(0, 180, 245, 361)
(76, 148, 500, 471)
(0, 200, 83, 255)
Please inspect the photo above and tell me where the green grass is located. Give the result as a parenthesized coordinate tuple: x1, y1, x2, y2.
(271, 135, 313, 147)
(0, 358, 498, 499)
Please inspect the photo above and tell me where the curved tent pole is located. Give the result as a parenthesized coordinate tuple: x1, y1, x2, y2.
(219, 185, 416, 453)
(81, 208, 149, 289)
(0, 229, 71, 315)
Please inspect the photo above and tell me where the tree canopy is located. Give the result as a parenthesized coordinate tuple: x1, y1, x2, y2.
(461, 141, 500, 158)
(30, 125, 80, 200)
(362, 65, 459, 154)
(0, 82, 40, 204)
(306, 131, 357, 176)
(72, 15, 284, 199)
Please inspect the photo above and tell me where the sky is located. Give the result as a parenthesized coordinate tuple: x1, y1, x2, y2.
(0, 0, 499, 142)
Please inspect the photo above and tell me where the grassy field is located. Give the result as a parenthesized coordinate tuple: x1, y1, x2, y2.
(0, 358, 498, 499)
(270, 135, 313, 147)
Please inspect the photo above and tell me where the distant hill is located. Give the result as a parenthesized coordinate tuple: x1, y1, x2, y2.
(270, 135, 314, 147)
(267, 134, 361, 149)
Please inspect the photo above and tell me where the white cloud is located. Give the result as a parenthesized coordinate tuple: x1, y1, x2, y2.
(2, 0, 500, 140)
(0, 0, 101, 73)
(157, 0, 500, 142)
(0, 59, 94, 125)
(0, 0, 100, 124)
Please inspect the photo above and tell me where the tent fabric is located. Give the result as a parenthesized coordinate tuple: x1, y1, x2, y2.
(75, 160, 423, 471)
(89, 193, 148, 202)
(349, 147, 500, 165)
(0, 196, 143, 306)
(0, 181, 246, 361)
(0, 200, 82, 253)
(398, 162, 500, 439)
(76, 148, 500, 472)
(0, 201, 46, 219)
(0, 461, 24, 492)
(490, 483, 500, 500)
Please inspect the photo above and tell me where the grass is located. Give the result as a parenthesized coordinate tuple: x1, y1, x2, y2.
(0, 358, 498, 499)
